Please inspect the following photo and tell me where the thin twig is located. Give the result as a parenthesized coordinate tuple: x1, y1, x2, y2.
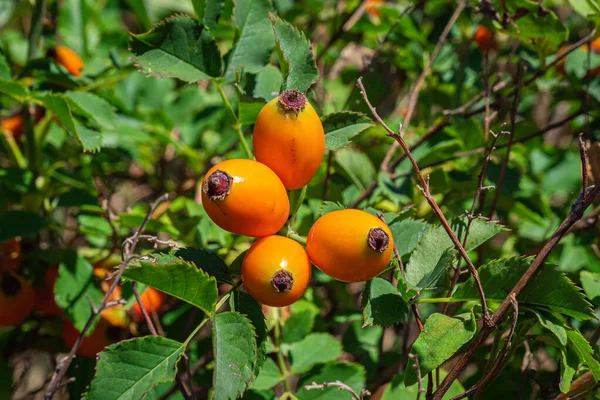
(380, 2, 466, 171)
(132, 282, 158, 336)
(518, 341, 532, 400)
(433, 183, 600, 399)
(409, 354, 427, 400)
(304, 380, 370, 400)
(579, 134, 590, 203)
(43, 193, 172, 400)
(358, 78, 492, 326)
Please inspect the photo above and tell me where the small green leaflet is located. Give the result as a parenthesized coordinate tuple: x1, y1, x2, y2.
(270, 15, 319, 93)
(289, 333, 342, 373)
(0, 78, 28, 102)
(322, 111, 374, 151)
(129, 15, 222, 82)
(85, 336, 185, 400)
(453, 257, 595, 320)
(404, 313, 476, 386)
(361, 277, 409, 327)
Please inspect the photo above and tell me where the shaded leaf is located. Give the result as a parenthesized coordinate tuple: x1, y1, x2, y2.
(0, 210, 47, 241)
(212, 312, 257, 400)
(383, 369, 465, 400)
(388, 218, 429, 257)
(250, 358, 282, 390)
(0, 78, 28, 101)
(334, 147, 376, 191)
(566, 327, 600, 381)
(283, 299, 319, 343)
(66, 91, 117, 131)
(253, 64, 282, 100)
(173, 247, 232, 284)
(322, 111, 374, 151)
(230, 291, 268, 375)
(532, 310, 567, 347)
(130, 15, 222, 82)
(405, 313, 476, 386)
(580, 271, 600, 304)
(454, 257, 595, 320)
(122, 258, 218, 315)
(193, 0, 226, 30)
(85, 336, 185, 400)
(361, 277, 409, 327)
(290, 333, 342, 373)
(271, 15, 318, 92)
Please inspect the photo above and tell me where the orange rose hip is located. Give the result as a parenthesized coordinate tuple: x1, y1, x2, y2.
(0, 270, 35, 326)
(253, 90, 325, 190)
(307, 209, 393, 282)
(201, 159, 290, 237)
(242, 236, 311, 307)
(50, 45, 84, 76)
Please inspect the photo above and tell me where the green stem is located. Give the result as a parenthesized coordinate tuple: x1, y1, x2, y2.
(410, 297, 465, 304)
(288, 186, 307, 226)
(213, 80, 253, 159)
(27, 0, 45, 60)
(0, 132, 26, 169)
(287, 231, 307, 245)
(274, 308, 291, 392)
(22, 106, 38, 175)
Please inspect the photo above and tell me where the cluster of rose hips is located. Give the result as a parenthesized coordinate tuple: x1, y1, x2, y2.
(0, 237, 167, 356)
(201, 89, 394, 307)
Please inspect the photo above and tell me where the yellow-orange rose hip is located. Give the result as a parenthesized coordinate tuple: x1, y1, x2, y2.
(253, 90, 325, 190)
(201, 159, 290, 237)
(242, 236, 311, 307)
(307, 209, 393, 282)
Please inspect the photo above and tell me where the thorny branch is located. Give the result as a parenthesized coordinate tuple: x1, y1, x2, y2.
(432, 184, 600, 399)
(43, 193, 172, 400)
(579, 134, 590, 203)
(408, 354, 426, 400)
(304, 380, 371, 400)
(357, 77, 492, 327)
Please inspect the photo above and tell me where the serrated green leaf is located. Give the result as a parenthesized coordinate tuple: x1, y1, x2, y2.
(55, 252, 104, 333)
(0, 78, 28, 101)
(253, 64, 282, 100)
(85, 336, 185, 400)
(580, 271, 600, 304)
(559, 346, 579, 394)
(271, 15, 318, 92)
(566, 327, 600, 381)
(283, 299, 319, 343)
(66, 91, 117, 131)
(122, 258, 218, 315)
(383, 369, 465, 400)
(361, 277, 409, 327)
(295, 362, 366, 400)
(130, 15, 222, 82)
(173, 247, 232, 284)
(322, 111, 373, 151)
(388, 218, 429, 257)
(212, 312, 257, 400)
(532, 310, 567, 347)
(74, 121, 103, 152)
(405, 313, 476, 386)
(317, 201, 345, 216)
(290, 333, 342, 373)
(224, 0, 275, 81)
(0, 210, 47, 241)
(454, 257, 595, 320)
(230, 291, 267, 375)
(406, 218, 506, 289)
(193, 0, 225, 30)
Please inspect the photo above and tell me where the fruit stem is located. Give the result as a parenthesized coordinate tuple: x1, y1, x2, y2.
(287, 231, 307, 245)
(212, 80, 253, 159)
(288, 185, 307, 226)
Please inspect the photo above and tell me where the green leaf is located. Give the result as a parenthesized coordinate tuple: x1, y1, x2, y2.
(0, 210, 47, 241)
(253, 64, 282, 100)
(85, 336, 185, 400)
(212, 312, 257, 400)
(322, 111, 374, 151)
(361, 277, 409, 327)
(559, 346, 579, 394)
(74, 121, 104, 152)
(383, 369, 465, 400)
(334, 147, 376, 191)
(230, 291, 268, 375)
(295, 362, 366, 400)
(318, 201, 345, 216)
(122, 258, 218, 315)
(55, 252, 104, 333)
(250, 358, 282, 390)
(406, 218, 506, 289)
(404, 313, 476, 386)
(130, 15, 222, 82)
(238, 96, 266, 125)
(532, 310, 567, 347)
(566, 327, 600, 381)
(66, 91, 117, 131)
(0, 78, 28, 101)
(193, 0, 226, 30)
(173, 247, 232, 284)
(0, 54, 10, 80)
(580, 271, 600, 304)
(224, 0, 275, 82)
(283, 300, 320, 343)
(453, 257, 595, 320)
(290, 333, 342, 373)
(388, 218, 428, 257)
(569, 0, 600, 18)
(271, 15, 319, 92)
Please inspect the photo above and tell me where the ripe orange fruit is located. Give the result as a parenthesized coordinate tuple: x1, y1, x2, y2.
(201, 159, 290, 237)
(131, 287, 167, 320)
(50, 46, 84, 76)
(1, 115, 24, 140)
(0, 270, 35, 326)
(474, 25, 494, 52)
(365, 0, 384, 17)
(253, 90, 325, 190)
(35, 266, 63, 316)
(62, 319, 116, 357)
(0, 238, 22, 272)
(242, 236, 311, 307)
(307, 209, 394, 282)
